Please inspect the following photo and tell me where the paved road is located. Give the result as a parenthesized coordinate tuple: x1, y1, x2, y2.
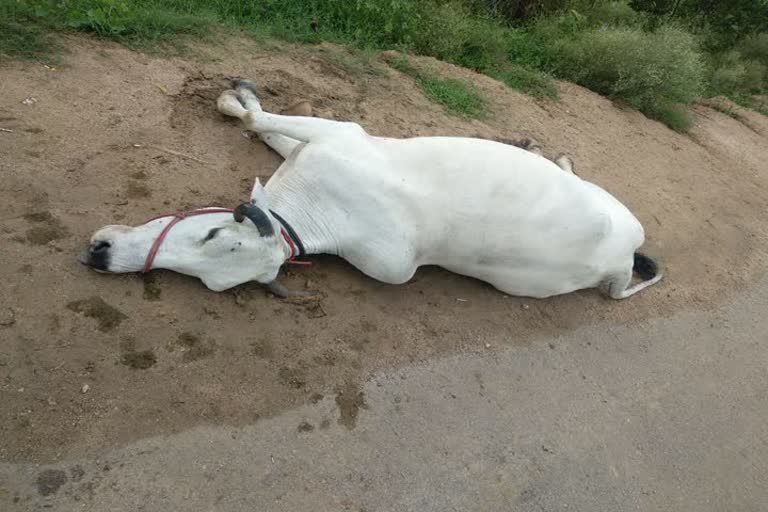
(3, 279, 767, 511)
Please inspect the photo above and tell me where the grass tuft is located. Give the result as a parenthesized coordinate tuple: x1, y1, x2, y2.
(494, 66, 559, 100)
(389, 55, 487, 119)
(0, 19, 49, 61)
(315, 46, 388, 79)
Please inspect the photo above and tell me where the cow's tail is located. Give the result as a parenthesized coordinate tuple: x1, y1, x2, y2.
(606, 252, 663, 299)
(633, 252, 661, 282)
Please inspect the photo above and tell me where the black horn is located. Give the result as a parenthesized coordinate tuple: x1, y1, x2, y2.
(233, 203, 275, 237)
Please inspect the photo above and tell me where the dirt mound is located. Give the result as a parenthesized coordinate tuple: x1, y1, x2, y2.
(1, 36, 766, 463)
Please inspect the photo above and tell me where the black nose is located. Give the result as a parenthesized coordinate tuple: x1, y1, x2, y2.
(78, 241, 111, 271)
(91, 241, 111, 253)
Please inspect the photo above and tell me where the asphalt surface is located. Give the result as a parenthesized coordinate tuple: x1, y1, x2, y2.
(2, 279, 767, 512)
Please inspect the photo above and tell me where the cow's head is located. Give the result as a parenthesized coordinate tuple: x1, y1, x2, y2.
(79, 180, 287, 291)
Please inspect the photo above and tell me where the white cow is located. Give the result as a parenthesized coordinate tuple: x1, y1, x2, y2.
(80, 79, 662, 299)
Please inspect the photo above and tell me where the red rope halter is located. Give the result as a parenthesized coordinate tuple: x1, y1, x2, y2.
(141, 208, 310, 273)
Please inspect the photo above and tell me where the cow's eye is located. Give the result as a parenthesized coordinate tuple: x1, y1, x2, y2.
(202, 227, 223, 243)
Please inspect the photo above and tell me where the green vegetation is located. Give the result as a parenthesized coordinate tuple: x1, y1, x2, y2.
(1, 0, 767, 129)
(389, 56, 488, 118)
(0, 0, 213, 58)
(315, 46, 388, 79)
(495, 66, 559, 100)
(534, 22, 705, 130)
(0, 16, 51, 61)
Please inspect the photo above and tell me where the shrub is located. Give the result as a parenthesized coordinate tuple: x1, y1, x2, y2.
(583, 0, 644, 28)
(738, 33, 768, 65)
(708, 50, 766, 96)
(542, 24, 705, 128)
(463, 0, 572, 21)
(631, 0, 768, 48)
(505, 27, 552, 69)
(412, 1, 509, 73)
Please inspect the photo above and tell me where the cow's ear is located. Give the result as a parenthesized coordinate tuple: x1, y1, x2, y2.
(250, 178, 270, 210)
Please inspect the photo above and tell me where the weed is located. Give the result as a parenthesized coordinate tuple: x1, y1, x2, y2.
(0, 2, 53, 61)
(389, 55, 487, 119)
(316, 46, 387, 79)
(0, 19, 50, 61)
(494, 66, 559, 99)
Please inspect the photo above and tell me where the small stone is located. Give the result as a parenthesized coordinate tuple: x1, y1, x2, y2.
(297, 421, 315, 433)
(81, 384, 90, 394)
(0, 307, 15, 326)
(22, 97, 38, 105)
(521, 304, 529, 310)
(281, 101, 313, 117)
(484, 343, 491, 349)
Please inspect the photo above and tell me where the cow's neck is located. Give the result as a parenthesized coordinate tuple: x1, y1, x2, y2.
(268, 184, 341, 257)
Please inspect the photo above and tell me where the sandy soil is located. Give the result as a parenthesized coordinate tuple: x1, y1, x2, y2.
(1, 35, 767, 464)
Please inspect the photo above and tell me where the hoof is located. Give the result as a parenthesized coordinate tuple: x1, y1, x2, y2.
(231, 79, 259, 96)
(519, 137, 543, 154)
(554, 154, 575, 174)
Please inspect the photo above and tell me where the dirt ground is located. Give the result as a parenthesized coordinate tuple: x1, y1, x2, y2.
(1, 34, 767, 469)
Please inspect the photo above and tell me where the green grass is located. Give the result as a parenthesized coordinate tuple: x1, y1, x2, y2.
(0, 18, 50, 61)
(494, 66, 559, 100)
(2, 0, 764, 130)
(315, 46, 388, 79)
(0, 0, 554, 100)
(388, 55, 487, 119)
(0, 0, 214, 59)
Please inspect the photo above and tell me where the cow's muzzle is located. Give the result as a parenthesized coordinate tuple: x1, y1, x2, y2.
(78, 240, 111, 271)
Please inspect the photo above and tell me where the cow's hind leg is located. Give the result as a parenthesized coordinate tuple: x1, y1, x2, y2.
(554, 154, 576, 175)
(219, 79, 364, 144)
(514, 137, 543, 156)
(512, 138, 577, 175)
(553, 155, 576, 174)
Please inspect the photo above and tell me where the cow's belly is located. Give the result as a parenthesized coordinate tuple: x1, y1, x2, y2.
(441, 259, 612, 298)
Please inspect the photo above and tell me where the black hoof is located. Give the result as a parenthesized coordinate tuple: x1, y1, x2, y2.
(231, 79, 259, 96)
